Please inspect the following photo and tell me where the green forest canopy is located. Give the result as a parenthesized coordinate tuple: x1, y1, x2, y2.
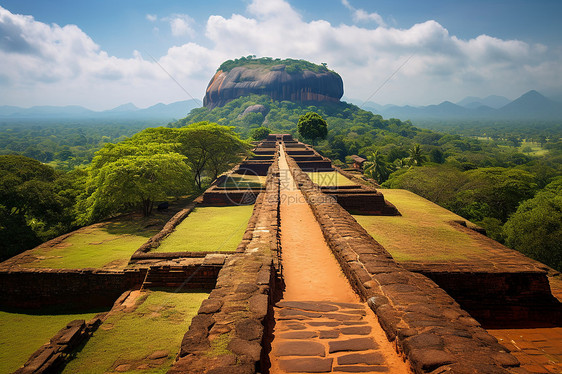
(172, 94, 562, 271)
(1, 92, 561, 271)
(218, 56, 332, 74)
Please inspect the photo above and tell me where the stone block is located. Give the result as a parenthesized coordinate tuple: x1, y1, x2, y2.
(279, 358, 333, 373)
(248, 294, 268, 318)
(234, 319, 263, 341)
(198, 299, 223, 314)
(227, 338, 262, 361)
(409, 349, 454, 372)
(337, 352, 386, 365)
(328, 338, 377, 353)
(276, 341, 326, 357)
(277, 301, 339, 312)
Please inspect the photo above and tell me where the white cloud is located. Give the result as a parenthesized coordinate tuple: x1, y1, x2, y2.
(167, 14, 195, 37)
(146, 14, 157, 22)
(341, 0, 386, 27)
(0, 1, 561, 109)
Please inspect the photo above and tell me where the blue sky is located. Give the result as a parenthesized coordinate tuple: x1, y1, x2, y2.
(1, 0, 561, 109)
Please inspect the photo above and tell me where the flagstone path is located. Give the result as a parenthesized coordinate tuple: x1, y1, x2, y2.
(267, 146, 411, 373)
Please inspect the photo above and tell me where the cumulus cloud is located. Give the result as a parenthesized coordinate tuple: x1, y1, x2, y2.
(341, 0, 386, 27)
(0, 1, 560, 108)
(166, 14, 196, 37)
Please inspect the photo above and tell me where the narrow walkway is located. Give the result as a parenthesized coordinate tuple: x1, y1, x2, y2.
(268, 146, 410, 373)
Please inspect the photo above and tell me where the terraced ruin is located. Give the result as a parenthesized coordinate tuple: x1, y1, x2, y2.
(1, 134, 561, 374)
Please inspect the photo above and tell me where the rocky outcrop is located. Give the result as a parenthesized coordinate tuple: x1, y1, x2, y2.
(203, 64, 344, 109)
(239, 104, 268, 118)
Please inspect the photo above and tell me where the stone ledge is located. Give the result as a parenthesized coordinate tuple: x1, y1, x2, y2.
(169, 146, 281, 374)
(15, 316, 103, 374)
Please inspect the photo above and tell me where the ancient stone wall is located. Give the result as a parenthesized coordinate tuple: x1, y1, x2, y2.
(284, 152, 524, 374)
(0, 268, 145, 310)
(131, 203, 197, 259)
(201, 185, 262, 206)
(168, 146, 281, 374)
(15, 317, 103, 374)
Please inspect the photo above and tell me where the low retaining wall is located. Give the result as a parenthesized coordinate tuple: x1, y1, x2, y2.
(143, 264, 222, 289)
(15, 317, 103, 374)
(286, 149, 315, 155)
(284, 152, 524, 374)
(131, 204, 196, 259)
(202, 186, 262, 205)
(0, 268, 145, 310)
(325, 190, 400, 215)
(169, 149, 281, 374)
(238, 161, 273, 176)
(296, 160, 333, 169)
(414, 269, 562, 327)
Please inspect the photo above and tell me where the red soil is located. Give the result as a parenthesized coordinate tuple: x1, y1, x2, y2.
(267, 147, 411, 373)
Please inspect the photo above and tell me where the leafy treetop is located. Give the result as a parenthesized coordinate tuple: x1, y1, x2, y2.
(218, 56, 332, 74)
(297, 112, 328, 146)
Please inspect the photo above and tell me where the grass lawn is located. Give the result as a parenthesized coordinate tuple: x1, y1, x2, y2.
(154, 205, 254, 253)
(519, 140, 548, 156)
(353, 189, 489, 262)
(21, 217, 162, 270)
(62, 291, 207, 374)
(0, 308, 102, 373)
(306, 171, 357, 187)
(219, 174, 266, 188)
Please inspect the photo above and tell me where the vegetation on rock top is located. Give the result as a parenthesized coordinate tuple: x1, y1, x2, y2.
(218, 55, 332, 74)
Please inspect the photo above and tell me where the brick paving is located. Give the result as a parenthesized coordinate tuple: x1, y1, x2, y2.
(272, 301, 397, 373)
(488, 328, 562, 374)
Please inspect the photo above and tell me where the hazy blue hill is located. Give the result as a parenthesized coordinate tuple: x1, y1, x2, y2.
(0, 105, 96, 118)
(457, 95, 510, 109)
(106, 103, 139, 113)
(0, 100, 200, 121)
(138, 100, 199, 118)
(0, 105, 26, 116)
(495, 90, 562, 119)
(363, 90, 561, 121)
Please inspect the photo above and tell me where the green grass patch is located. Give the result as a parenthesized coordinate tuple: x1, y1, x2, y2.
(353, 189, 489, 262)
(0, 308, 102, 373)
(219, 174, 265, 188)
(154, 205, 254, 253)
(306, 171, 357, 187)
(22, 217, 163, 270)
(62, 290, 208, 374)
(519, 140, 548, 156)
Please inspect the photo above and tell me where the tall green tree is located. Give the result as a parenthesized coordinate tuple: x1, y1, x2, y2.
(407, 144, 424, 166)
(363, 150, 392, 183)
(503, 177, 562, 271)
(0, 155, 77, 260)
(297, 112, 328, 146)
(178, 122, 252, 188)
(250, 126, 271, 140)
(80, 152, 192, 222)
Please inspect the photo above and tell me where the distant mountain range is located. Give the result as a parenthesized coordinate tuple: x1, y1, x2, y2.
(0, 100, 200, 121)
(358, 90, 562, 121)
(2, 90, 561, 123)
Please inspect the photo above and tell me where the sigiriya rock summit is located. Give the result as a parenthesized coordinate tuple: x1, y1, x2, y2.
(203, 57, 344, 109)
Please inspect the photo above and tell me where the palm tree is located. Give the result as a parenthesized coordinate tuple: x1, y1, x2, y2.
(363, 150, 391, 183)
(408, 144, 424, 166)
